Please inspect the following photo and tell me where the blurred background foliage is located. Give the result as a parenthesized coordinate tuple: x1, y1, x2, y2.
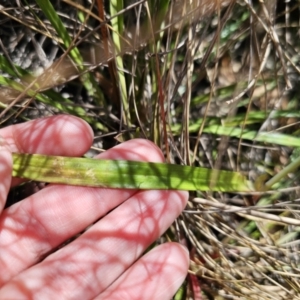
(1, 0, 300, 299)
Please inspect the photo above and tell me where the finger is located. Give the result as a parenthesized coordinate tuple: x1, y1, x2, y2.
(0, 187, 188, 299)
(0, 115, 93, 155)
(0, 139, 169, 286)
(0, 115, 93, 186)
(0, 137, 12, 211)
(96, 243, 189, 300)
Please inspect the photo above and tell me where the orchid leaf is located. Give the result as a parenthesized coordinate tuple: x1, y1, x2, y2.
(12, 153, 253, 192)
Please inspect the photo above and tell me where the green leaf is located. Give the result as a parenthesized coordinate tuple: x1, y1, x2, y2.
(12, 153, 253, 192)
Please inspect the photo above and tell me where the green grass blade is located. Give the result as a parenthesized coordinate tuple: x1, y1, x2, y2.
(0, 54, 107, 130)
(110, 0, 131, 126)
(0, 75, 107, 131)
(172, 121, 300, 148)
(204, 125, 300, 147)
(35, 0, 105, 104)
(264, 155, 300, 190)
(0, 54, 28, 78)
(12, 153, 252, 192)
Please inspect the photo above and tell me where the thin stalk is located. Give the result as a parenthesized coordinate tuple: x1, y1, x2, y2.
(110, 0, 131, 126)
(264, 155, 300, 190)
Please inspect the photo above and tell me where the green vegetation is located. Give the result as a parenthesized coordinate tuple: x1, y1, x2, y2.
(1, 0, 300, 298)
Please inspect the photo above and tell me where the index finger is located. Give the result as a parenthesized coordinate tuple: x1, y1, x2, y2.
(1, 115, 93, 155)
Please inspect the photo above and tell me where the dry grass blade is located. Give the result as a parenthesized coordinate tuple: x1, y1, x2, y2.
(2, 0, 300, 298)
(0, 57, 78, 105)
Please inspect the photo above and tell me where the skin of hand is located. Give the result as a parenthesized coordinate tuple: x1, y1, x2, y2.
(0, 115, 189, 300)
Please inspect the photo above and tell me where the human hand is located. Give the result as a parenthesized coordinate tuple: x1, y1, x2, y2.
(0, 115, 189, 300)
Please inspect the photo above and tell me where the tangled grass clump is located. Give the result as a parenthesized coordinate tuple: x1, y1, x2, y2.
(1, 0, 300, 298)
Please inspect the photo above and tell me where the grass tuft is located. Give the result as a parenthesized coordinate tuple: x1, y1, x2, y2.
(1, 0, 300, 298)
